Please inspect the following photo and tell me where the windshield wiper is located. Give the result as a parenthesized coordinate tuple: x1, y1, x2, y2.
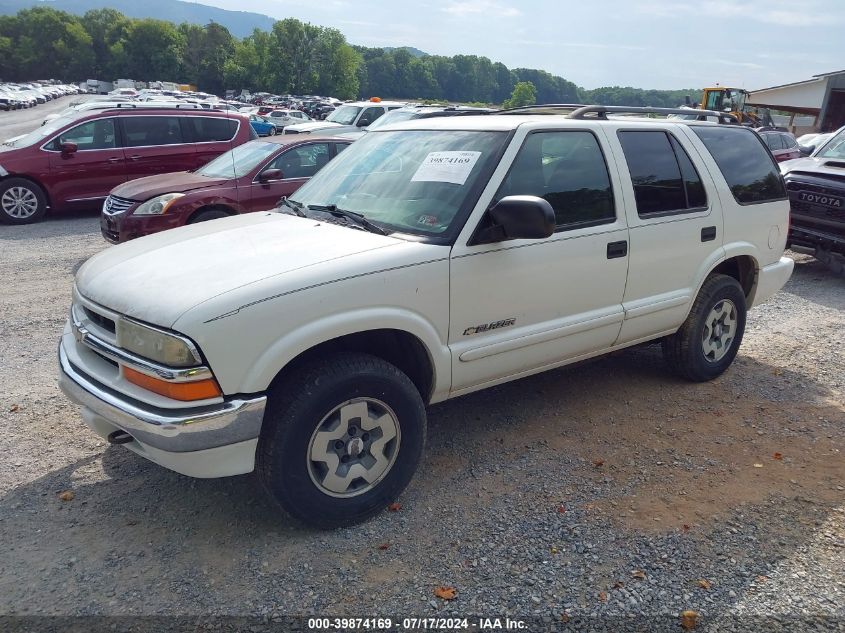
(278, 196, 306, 217)
(307, 204, 389, 235)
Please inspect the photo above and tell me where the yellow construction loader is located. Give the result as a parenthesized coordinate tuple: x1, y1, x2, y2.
(694, 87, 774, 126)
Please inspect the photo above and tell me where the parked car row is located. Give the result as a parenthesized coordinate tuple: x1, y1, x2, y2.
(0, 106, 255, 224)
(0, 82, 83, 111)
(3, 97, 843, 288)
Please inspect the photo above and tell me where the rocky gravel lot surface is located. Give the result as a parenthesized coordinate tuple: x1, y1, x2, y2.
(0, 215, 843, 632)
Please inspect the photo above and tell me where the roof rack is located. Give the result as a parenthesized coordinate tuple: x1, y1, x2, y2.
(568, 105, 737, 124)
(493, 104, 587, 115)
(95, 102, 223, 112)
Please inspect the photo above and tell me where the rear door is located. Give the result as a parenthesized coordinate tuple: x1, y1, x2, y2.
(604, 127, 722, 344)
(246, 141, 340, 211)
(46, 116, 126, 207)
(118, 115, 195, 179)
(186, 115, 239, 168)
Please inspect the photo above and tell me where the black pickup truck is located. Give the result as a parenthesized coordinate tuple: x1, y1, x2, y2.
(781, 126, 845, 275)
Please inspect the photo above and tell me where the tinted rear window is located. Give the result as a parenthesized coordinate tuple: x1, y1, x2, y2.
(122, 116, 183, 147)
(188, 117, 239, 142)
(618, 131, 707, 216)
(692, 127, 786, 204)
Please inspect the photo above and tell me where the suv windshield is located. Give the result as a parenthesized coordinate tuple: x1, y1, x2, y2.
(815, 128, 845, 159)
(290, 129, 507, 237)
(326, 105, 362, 125)
(196, 140, 278, 179)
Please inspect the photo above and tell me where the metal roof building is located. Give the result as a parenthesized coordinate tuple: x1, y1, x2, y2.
(748, 70, 845, 134)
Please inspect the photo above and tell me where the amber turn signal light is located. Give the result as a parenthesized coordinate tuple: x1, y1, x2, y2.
(123, 366, 222, 401)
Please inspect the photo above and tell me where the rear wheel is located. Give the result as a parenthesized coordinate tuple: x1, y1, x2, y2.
(257, 353, 426, 528)
(188, 208, 231, 224)
(662, 274, 747, 382)
(0, 178, 48, 224)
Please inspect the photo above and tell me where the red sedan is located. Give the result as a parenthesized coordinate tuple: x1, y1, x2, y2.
(759, 130, 802, 163)
(100, 136, 351, 243)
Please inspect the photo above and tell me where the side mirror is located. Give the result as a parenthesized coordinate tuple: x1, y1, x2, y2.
(800, 145, 814, 156)
(60, 142, 78, 155)
(487, 195, 555, 241)
(357, 118, 372, 127)
(259, 168, 283, 183)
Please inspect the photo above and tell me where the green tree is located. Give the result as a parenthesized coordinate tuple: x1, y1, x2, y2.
(124, 19, 185, 82)
(269, 18, 320, 93)
(0, 8, 93, 81)
(503, 81, 537, 109)
(81, 9, 129, 78)
(179, 22, 235, 93)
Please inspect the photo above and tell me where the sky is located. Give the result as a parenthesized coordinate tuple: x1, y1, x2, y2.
(199, 0, 844, 90)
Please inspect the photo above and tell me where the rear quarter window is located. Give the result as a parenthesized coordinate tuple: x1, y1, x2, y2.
(187, 116, 239, 142)
(692, 126, 786, 204)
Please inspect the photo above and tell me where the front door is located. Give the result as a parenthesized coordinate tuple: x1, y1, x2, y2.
(246, 142, 337, 211)
(448, 129, 630, 395)
(47, 117, 126, 208)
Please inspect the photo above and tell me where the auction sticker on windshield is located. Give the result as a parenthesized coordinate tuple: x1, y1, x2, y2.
(411, 151, 481, 185)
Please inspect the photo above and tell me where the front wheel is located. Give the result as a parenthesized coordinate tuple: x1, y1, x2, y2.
(268, 127, 277, 136)
(0, 178, 48, 224)
(662, 274, 747, 382)
(257, 353, 426, 528)
(188, 208, 230, 223)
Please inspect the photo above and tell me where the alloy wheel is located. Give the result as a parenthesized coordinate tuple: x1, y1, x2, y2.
(306, 398, 401, 498)
(1, 186, 39, 219)
(702, 299, 737, 362)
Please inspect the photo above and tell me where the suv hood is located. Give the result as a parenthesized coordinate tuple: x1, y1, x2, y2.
(76, 212, 406, 327)
(781, 156, 845, 179)
(110, 172, 229, 201)
(286, 121, 342, 133)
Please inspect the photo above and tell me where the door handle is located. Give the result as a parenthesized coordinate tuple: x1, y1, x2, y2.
(107, 157, 121, 163)
(128, 155, 142, 161)
(701, 226, 717, 242)
(607, 240, 628, 259)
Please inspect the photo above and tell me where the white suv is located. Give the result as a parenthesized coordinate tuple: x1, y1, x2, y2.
(59, 106, 793, 528)
(283, 100, 405, 134)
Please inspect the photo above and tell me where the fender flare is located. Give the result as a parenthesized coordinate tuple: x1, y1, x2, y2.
(240, 307, 452, 402)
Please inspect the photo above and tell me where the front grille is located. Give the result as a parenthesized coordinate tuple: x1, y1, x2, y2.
(102, 195, 136, 216)
(83, 306, 116, 333)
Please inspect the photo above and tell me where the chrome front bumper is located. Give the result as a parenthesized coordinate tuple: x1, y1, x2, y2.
(58, 341, 266, 453)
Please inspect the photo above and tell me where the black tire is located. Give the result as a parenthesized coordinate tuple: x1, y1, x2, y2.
(0, 178, 48, 225)
(662, 274, 747, 382)
(257, 352, 426, 528)
(268, 127, 277, 136)
(188, 208, 231, 224)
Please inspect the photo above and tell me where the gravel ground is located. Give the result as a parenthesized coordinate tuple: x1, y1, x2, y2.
(0, 215, 843, 632)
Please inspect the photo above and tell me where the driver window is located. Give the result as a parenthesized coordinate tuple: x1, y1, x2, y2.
(494, 131, 615, 230)
(267, 143, 330, 179)
(357, 107, 383, 127)
(55, 118, 117, 151)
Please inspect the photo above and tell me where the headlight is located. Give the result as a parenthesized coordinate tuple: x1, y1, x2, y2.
(116, 318, 201, 367)
(133, 193, 185, 216)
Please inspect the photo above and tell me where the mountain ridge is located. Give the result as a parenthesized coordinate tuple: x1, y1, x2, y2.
(0, 0, 276, 38)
